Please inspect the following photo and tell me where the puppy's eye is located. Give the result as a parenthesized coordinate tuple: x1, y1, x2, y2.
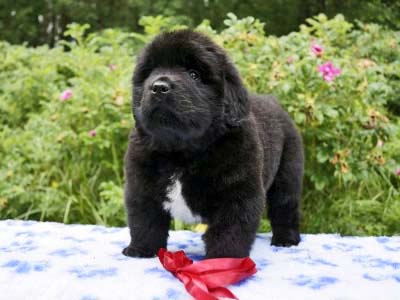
(189, 70, 200, 80)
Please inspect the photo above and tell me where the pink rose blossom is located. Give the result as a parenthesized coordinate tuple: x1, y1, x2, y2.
(287, 56, 293, 64)
(60, 89, 73, 101)
(311, 43, 324, 57)
(109, 64, 116, 71)
(318, 61, 341, 82)
(395, 168, 400, 176)
(89, 130, 96, 137)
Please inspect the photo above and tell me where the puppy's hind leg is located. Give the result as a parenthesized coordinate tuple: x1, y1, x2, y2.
(267, 134, 303, 247)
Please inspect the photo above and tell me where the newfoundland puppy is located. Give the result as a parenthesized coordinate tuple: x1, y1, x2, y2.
(122, 30, 304, 258)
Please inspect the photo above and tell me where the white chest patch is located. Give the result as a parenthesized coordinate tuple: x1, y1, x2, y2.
(163, 179, 202, 224)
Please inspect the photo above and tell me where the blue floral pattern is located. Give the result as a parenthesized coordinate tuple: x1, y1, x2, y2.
(0, 220, 399, 299)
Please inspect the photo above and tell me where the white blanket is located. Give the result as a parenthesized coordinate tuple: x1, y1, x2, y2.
(0, 220, 399, 300)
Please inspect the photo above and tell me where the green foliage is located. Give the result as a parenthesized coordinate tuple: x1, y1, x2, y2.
(1, 1, 400, 46)
(139, 15, 189, 36)
(0, 23, 137, 225)
(0, 15, 399, 234)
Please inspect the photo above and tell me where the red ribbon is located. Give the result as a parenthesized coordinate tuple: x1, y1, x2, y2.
(157, 248, 257, 300)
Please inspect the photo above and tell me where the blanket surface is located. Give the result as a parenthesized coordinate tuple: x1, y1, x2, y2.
(0, 220, 399, 300)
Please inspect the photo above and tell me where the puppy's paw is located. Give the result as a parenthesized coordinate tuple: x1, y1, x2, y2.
(205, 251, 248, 259)
(122, 246, 156, 258)
(271, 227, 300, 247)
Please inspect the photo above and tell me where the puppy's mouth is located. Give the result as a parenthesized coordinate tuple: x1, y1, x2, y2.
(139, 101, 182, 131)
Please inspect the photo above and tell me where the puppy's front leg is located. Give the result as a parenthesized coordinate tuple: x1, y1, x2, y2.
(122, 144, 172, 258)
(203, 195, 263, 258)
(123, 194, 171, 258)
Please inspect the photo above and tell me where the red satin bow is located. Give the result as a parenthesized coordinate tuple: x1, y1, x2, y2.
(157, 248, 257, 300)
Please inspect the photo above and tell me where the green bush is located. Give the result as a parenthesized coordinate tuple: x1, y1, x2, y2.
(0, 14, 399, 234)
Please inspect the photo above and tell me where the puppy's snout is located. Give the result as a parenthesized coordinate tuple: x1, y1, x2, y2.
(151, 80, 171, 95)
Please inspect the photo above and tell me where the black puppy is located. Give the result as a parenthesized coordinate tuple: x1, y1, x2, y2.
(123, 30, 304, 258)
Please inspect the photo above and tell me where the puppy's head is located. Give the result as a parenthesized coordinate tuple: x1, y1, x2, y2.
(132, 30, 248, 149)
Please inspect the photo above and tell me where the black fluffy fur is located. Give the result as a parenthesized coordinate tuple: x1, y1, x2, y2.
(122, 30, 304, 258)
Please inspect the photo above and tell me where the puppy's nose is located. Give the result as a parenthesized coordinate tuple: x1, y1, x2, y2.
(151, 80, 170, 94)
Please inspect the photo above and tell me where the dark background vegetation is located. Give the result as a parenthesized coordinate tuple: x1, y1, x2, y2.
(1, 0, 399, 46)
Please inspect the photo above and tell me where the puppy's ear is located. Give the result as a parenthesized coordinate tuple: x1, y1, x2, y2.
(222, 63, 249, 127)
(131, 49, 150, 122)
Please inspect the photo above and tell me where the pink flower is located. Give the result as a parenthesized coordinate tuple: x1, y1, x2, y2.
(376, 140, 383, 147)
(287, 56, 293, 64)
(89, 130, 96, 137)
(109, 64, 116, 71)
(395, 168, 400, 176)
(311, 43, 324, 57)
(60, 89, 73, 101)
(318, 61, 341, 82)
